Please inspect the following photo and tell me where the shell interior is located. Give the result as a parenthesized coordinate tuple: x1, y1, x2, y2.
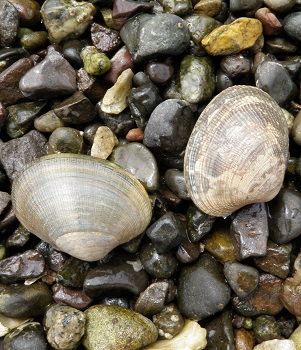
(11, 154, 152, 261)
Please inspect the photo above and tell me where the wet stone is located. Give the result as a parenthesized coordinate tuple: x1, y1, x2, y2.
(0, 57, 34, 106)
(224, 262, 259, 298)
(0, 48, 30, 74)
(127, 82, 163, 130)
(178, 252, 231, 320)
(20, 31, 49, 51)
(120, 13, 190, 64)
(48, 127, 84, 154)
(91, 22, 121, 54)
(231, 202, 269, 260)
(0, 250, 45, 284)
(110, 142, 159, 191)
(163, 0, 192, 15)
(0, 0, 19, 47)
(52, 91, 96, 124)
(283, 12, 301, 41)
(6, 225, 31, 248)
(253, 315, 282, 343)
(19, 48, 77, 100)
(44, 304, 85, 350)
(81, 46, 111, 76)
(34, 110, 66, 134)
(255, 7, 283, 35)
(234, 328, 256, 350)
(0, 130, 47, 182)
(77, 68, 107, 104)
(0, 282, 53, 318)
(254, 240, 292, 279)
(62, 39, 84, 68)
(101, 297, 129, 309)
(289, 323, 301, 349)
(220, 54, 252, 81)
(139, 242, 179, 278)
(36, 242, 67, 272)
(146, 212, 186, 253)
(134, 281, 169, 316)
(264, 0, 296, 12)
(266, 38, 297, 54)
(83, 304, 158, 350)
(255, 61, 298, 106)
(145, 61, 174, 86)
(268, 188, 301, 244)
(3, 322, 48, 350)
(41, 0, 96, 44)
(56, 257, 90, 288)
(205, 307, 235, 350)
(164, 169, 190, 200)
(194, 0, 222, 16)
(91, 126, 118, 159)
(83, 251, 149, 299)
(232, 273, 283, 317)
(53, 284, 93, 310)
(176, 238, 201, 263)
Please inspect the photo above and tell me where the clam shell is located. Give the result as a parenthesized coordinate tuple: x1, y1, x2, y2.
(11, 154, 152, 261)
(184, 85, 289, 217)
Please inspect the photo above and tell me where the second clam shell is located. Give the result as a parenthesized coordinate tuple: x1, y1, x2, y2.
(11, 154, 152, 261)
(184, 85, 289, 217)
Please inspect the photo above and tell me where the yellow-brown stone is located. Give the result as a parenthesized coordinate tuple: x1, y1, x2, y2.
(194, 0, 222, 17)
(202, 17, 263, 56)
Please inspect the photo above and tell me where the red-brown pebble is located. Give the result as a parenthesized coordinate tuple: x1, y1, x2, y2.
(53, 284, 93, 310)
(145, 61, 174, 86)
(235, 328, 256, 350)
(126, 128, 144, 141)
(255, 8, 282, 36)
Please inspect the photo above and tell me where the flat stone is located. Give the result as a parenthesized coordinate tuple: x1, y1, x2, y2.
(202, 17, 263, 56)
(120, 13, 190, 64)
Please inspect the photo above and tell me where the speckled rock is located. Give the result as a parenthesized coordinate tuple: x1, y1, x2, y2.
(44, 304, 85, 350)
(264, 0, 296, 13)
(178, 252, 231, 320)
(194, 0, 222, 16)
(91, 126, 118, 159)
(0, 0, 19, 47)
(253, 339, 296, 350)
(81, 46, 111, 76)
(91, 22, 121, 54)
(202, 17, 263, 55)
(283, 11, 301, 41)
(230, 0, 263, 12)
(83, 304, 158, 350)
(253, 315, 282, 343)
(120, 13, 190, 64)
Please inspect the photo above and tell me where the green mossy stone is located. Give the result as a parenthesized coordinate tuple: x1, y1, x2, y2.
(81, 46, 111, 75)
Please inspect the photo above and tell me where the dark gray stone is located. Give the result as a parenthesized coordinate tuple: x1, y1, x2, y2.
(120, 13, 190, 64)
(178, 252, 231, 320)
(0, 0, 19, 47)
(164, 168, 190, 200)
(283, 11, 301, 41)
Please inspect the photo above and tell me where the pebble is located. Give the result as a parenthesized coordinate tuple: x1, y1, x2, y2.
(3, 322, 48, 350)
(266, 38, 297, 54)
(83, 304, 158, 350)
(120, 13, 190, 64)
(20, 31, 49, 51)
(34, 110, 66, 133)
(255, 61, 298, 106)
(142, 319, 207, 350)
(101, 68, 133, 114)
(283, 11, 301, 41)
(145, 61, 174, 86)
(201, 17, 263, 56)
(264, 0, 296, 13)
(232, 273, 283, 316)
(134, 281, 169, 316)
(110, 142, 159, 191)
(53, 284, 93, 310)
(0, 282, 53, 318)
(0, 249, 45, 284)
(220, 54, 252, 81)
(56, 257, 90, 288)
(289, 323, 301, 349)
(164, 169, 190, 200)
(9, 0, 41, 28)
(44, 304, 85, 350)
(253, 339, 297, 350)
(139, 241, 178, 278)
(0, 130, 47, 182)
(91, 22, 121, 54)
(91, 126, 118, 159)
(6, 225, 31, 248)
(0, 0, 19, 47)
(146, 212, 186, 253)
(268, 188, 301, 244)
(255, 7, 282, 35)
(77, 68, 107, 104)
(126, 128, 144, 142)
(178, 252, 231, 320)
(19, 47, 77, 100)
(62, 39, 84, 69)
(163, 0, 193, 15)
(224, 262, 259, 298)
(230, 0, 263, 12)
(48, 127, 84, 154)
(81, 46, 111, 76)
(83, 251, 149, 299)
(234, 328, 256, 350)
(231, 202, 269, 259)
(253, 315, 282, 343)
(0, 192, 10, 216)
(41, 0, 96, 44)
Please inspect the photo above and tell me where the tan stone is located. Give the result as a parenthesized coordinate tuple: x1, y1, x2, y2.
(91, 126, 118, 159)
(202, 17, 263, 56)
(194, 0, 222, 17)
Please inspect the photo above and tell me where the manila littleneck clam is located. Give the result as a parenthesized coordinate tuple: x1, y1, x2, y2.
(184, 85, 289, 217)
(11, 154, 152, 261)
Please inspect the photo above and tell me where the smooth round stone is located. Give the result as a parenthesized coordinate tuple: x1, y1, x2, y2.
(283, 12, 301, 40)
(110, 142, 159, 191)
(0, 0, 19, 47)
(152, 303, 184, 340)
(139, 242, 178, 278)
(126, 128, 144, 142)
(224, 262, 259, 298)
(81, 46, 111, 76)
(120, 13, 190, 64)
(255, 61, 298, 106)
(83, 251, 149, 299)
(264, 0, 296, 12)
(145, 62, 174, 86)
(3, 322, 48, 350)
(128, 82, 162, 130)
(178, 252, 231, 320)
(48, 127, 84, 154)
(91, 22, 121, 54)
(268, 188, 301, 244)
(162, 0, 192, 15)
(53, 284, 92, 310)
(164, 169, 189, 200)
(0, 249, 45, 284)
(253, 315, 282, 343)
(253, 339, 297, 350)
(215, 68, 233, 92)
(20, 31, 49, 50)
(34, 110, 66, 133)
(146, 212, 186, 253)
(194, 0, 222, 16)
(0, 282, 53, 318)
(44, 304, 85, 350)
(83, 304, 158, 350)
(255, 7, 283, 35)
(266, 38, 297, 53)
(230, 0, 263, 12)
(220, 54, 252, 80)
(62, 39, 84, 68)
(132, 71, 152, 87)
(186, 204, 215, 242)
(41, 0, 96, 43)
(91, 126, 118, 159)
(177, 238, 202, 263)
(19, 47, 77, 100)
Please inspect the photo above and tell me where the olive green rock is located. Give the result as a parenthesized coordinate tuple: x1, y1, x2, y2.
(202, 17, 263, 56)
(81, 46, 111, 76)
(83, 304, 158, 350)
(20, 31, 49, 50)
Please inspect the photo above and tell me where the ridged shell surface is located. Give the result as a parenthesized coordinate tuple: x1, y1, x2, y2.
(184, 85, 289, 217)
(11, 154, 152, 261)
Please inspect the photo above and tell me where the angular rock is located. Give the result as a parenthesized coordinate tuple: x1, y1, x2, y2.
(81, 45, 111, 76)
(145, 61, 174, 86)
(77, 68, 107, 104)
(91, 126, 118, 159)
(91, 22, 121, 54)
(53, 284, 93, 310)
